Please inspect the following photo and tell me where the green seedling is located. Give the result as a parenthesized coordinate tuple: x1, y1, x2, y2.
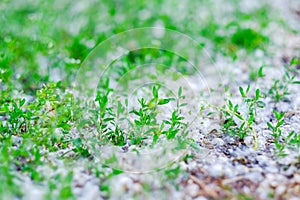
(267, 110, 300, 156)
(129, 85, 186, 145)
(202, 85, 264, 149)
(267, 110, 286, 155)
(223, 86, 264, 146)
(250, 66, 265, 81)
(93, 77, 127, 146)
(268, 60, 300, 102)
(230, 28, 269, 51)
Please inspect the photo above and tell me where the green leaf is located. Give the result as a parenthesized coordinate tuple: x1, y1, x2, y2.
(255, 89, 260, 100)
(20, 99, 26, 107)
(273, 110, 284, 120)
(248, 114, 255, 124)
(290, 57, 300, 65)
(206, 112, 215, 116)
(178, 87, 182, 97)
(257, 100, 265, 108)
(267, 122, 274, 131)
(246, 85, 250, 94)
(239, 87, 246, 98)
(152, 86, 159, 99)
(258, 66, 265, 77)
(152, 133, 159, 144)
(277, 119, 285, 127)
(158, 99, 170, 105)
(234, 104, 239, 112)
(236, 114, 243, 120)
(104, 117, 115, 122)
(228, 100, 233, 109)
(179, 103, 188, 107)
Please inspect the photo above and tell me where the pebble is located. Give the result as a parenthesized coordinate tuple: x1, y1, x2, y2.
(256, 155, 269, 166)
(293, 174, 300, 183)
(244, 136, 254, 147)
(194, 197, 208, 200)
(185, 183, 200, 198)
(80, 182, 101, 200)
(244, 172, 264, 182)
(281, 165, 297, 176)
(257, 136, 267, 149)
(73, 172, 90, 187)
(207, 163, 224, 177)
(275, 185, 286, 196)
(265, 166, 279, 173)
(211, 138, 225, 146)
(131, 183, 142, 194)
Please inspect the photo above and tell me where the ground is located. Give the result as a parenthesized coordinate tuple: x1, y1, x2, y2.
(0, 0, 300, 199)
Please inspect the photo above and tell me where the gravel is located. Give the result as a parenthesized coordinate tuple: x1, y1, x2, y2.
(7, 0, 300, 199)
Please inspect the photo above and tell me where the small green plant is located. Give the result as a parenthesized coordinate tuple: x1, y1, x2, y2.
(129, 85, 186, 145)
(286, 131, 300, 151)
(94, 77, 127, 146)
(230, 28, 269, 51)
(267, 110, 285, 155)
(268, 60, 300, 102)
(222, 86, 264, 147)
(201, 85, 264, 149)
(89, 81, 188, 147)
(1, 98, 30, 136)
(249, 66, 265, 81)
(267, 110, 300, 156)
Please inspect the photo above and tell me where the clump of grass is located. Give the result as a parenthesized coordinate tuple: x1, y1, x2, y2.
(230, 28, 269, 51)
(129, 85, 178, 145)
(82, 78, 188, 148)
(267, 110, 300, 156)
(268, 58, 300, 102)
(221, 86, 264, 148)
(249, 66, 265, 81)
(201, 85, 265, 149)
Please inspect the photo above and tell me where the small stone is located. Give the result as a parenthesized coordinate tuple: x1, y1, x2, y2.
(128, 145, 137, 152)
(257, 136, 266, 149)
(275, 185, 286, 196)
(209, 128, 222, 137)
(80, 182, 100, 200)
(244, 136, 254, 147)
(185, 183, 199, 197)
(245, 172, 263, 182)
(293, 174, 300, 183)
(256, 155, 269, 166)
(208, 163, 224, 177)
(73, 172, 90, 188)
(195, 197, 208, 200)
(265, 166, 278, 173)
(211, 138, 225, 146)
(282, 165, 297, 176)
(131, 183, 142, 194)
(179, 161, 188, 171)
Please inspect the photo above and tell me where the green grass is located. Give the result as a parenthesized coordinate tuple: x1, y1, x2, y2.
(1, 0, 300, 199)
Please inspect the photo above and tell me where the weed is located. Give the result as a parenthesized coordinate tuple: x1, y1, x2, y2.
(267, 110, 300, 156)
(201, 85, 264, 149)
(249, 66, 265, 81)
(222, 86, 264, 145)
(230, 28, 269, 51)
(129, 85, 187, 145)
(268, 59, 300, 102)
